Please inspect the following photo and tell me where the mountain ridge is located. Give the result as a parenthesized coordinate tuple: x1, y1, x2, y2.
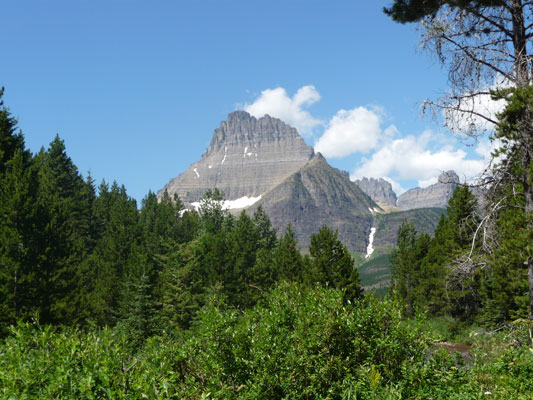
(249, 152, 378, 253)
(158, 111, 314, 203)
(157, 110, 448, 254)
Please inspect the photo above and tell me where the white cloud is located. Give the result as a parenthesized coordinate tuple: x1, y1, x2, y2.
(418, 177, 438, 188)
(351, 132, 487, 188)
(384, 124, 400, 138)
(243, 86, 323, 136)
(314, 107, 381, 158)
(240, 85, 493, 194)
(445, 77, 511, 135)
(445, 92, 507, 134)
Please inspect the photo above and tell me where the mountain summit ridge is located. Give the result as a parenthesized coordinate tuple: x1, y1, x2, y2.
(158, 111, 314, 203)
(397, 170, 459, 210)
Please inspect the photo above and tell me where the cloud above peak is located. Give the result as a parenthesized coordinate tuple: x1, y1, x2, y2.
(243, 86, 323, 136)
(350, 132, 488, 191)
(314, 107, 381, 158)
(239, 84, 492, 195)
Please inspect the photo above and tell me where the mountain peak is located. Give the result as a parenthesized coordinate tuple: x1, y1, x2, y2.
(397, 170, 459, 210)
(226, 110, 253, 122)
(158, 110, 314, 203)
(354, 177, 397, 207)
(438, 170, 460, 184)
(207, 111, 307, 155)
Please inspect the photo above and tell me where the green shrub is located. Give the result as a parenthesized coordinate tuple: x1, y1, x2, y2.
(2, 285, 533, 399)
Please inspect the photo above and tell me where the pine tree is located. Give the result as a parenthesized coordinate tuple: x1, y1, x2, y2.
(0, 150, 39, 330)
(481, 207, 530, 323)
(0, 88, 30, 175)
(252, 206, 277, 251)
(33, 136, 93, 324)
(116, 273, 160, 350)
(0, 91, 38, 330)
(83, 182, 139, 326)
(198, 188, 226, 234)
(385, 0, 533, 329)
(390, 221, 424, 312)
(159, 241, 204, 330)
(271, 225, 304, 282)
(392, 187, 480, 319)
(308, 226, 362, 300)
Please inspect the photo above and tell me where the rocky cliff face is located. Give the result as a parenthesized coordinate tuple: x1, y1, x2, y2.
(158, 111, 314, 203)
(354, 177, 397, 206)
(396, 171, 459, 210)
(249, 153, 377, 253)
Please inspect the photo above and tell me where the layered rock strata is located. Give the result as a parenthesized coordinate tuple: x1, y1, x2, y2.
(396, 171, 459, 210)
(354, 177, 397, 207)
(158, 111, 314, 203)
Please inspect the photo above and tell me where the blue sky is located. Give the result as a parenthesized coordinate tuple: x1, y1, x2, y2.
(2, 1, 494, 202)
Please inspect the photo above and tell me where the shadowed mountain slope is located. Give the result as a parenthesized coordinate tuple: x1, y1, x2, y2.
(249, 153, 378, 253)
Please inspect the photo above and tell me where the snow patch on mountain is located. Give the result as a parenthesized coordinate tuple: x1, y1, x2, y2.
(190, 195, 263, 211)
(365, 227, 376, 259)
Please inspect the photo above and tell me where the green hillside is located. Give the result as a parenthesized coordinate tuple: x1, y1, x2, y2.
(358, 253, 391, 297)
(373, 208, 445, 248)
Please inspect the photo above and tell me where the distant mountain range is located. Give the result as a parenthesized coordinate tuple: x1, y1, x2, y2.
(354, 171, 459, 211)
(158, 111, 457, 255)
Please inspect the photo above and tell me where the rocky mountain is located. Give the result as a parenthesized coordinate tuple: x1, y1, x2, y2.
(354, 177, 397, 207)
(158, 111, 314, 204)
(396, 171, 459, 210)
(158, 110, 448, 255)
(249, 153, 379, 253)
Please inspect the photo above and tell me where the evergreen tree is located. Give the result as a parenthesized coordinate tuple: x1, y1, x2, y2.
(0, 150, 39, 330)
(392, 187, 480, 319)
(116, 273, 160, 350)
(271, 225, 304, 282)
(252, 206, 277, 251)
(481, 207, 530, 324)
(159, 241, 204, 330)
(0, 88, 30, 175)
(385, 0, 533, 329)
(0, 91, 38, 331)
(227, 211, 263, 307)
(82, 182, 139, 326)
(390, 221, 428, 313)
(198, 188, 226, 234)
(308, 226, 362, 301)
(478, 88, 533, 323)
(31, 136, 93, 324)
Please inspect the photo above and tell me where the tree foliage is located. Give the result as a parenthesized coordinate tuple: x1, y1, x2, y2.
(391, 186, 482, 320)
(386, 0, 533, 324)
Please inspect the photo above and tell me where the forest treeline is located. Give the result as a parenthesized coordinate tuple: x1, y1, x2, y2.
(0, 87, 361, 341)
(390, 184, 530, 330)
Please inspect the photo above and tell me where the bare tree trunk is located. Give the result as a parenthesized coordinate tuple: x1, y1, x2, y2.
(511, 0, 533, 338)
(510, 0, 529, 87)
(525, 141, 533, 331)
